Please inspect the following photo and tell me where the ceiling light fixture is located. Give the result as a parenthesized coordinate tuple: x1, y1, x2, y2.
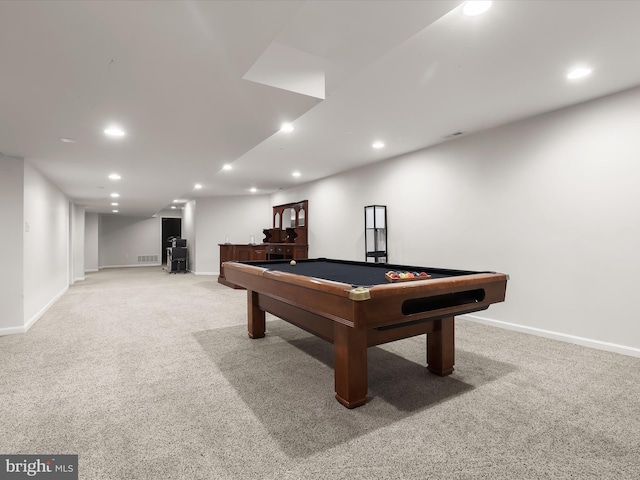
(194, 184, 202, 190)
(292, 171, 301, 177)
(462, 1, 492, 16)
(112, 210, 119, 213)
(110, 193, 120, 198)
(372, 141, 385, 149)
(104, 126, 126, 137)
(280, 123, 294, 133)
(111, 202, 119, 206)
(567, 66, 592, 80)
(59, 138, 76, 143)
(250, 187, 257, 193)
(108, 173, 121, 180)
(222, 164, 232, 171)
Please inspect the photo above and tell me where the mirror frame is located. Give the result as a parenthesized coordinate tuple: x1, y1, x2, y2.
(271, 200, 308, 244)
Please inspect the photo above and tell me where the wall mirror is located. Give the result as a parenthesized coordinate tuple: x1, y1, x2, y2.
(282, 208, 296, 228)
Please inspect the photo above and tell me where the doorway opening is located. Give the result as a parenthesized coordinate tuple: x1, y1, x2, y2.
(162, 218, 182, 264)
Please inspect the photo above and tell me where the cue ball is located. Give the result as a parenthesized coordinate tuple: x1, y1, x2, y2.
(290, 260, 296, 266)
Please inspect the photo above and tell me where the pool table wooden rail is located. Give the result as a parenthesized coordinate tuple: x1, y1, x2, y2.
(224, 261, 506, 331)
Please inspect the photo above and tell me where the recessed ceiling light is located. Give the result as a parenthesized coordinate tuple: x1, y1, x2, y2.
(110, 193, 120, 198)
(59, 138, 76, 143)
(250, 187, 257, 193)
(194, 184, 202, 190)
(111, 202, 119, 206)
(567, 66, 592, 80)
(104, 126, 125, 137)
(462, 1, 492, 16)
(292, 171, 301, 177)
(222, 164, 232, 171)
(112, 210, 119, 213)
(108, 173, 121, 180)
(171, 206, 176, 209)
(372, 141, 385, 149)
(280, 123, 294, 133)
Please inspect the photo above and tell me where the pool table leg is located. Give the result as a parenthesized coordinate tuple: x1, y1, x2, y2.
(427, 316, 455, 376)
(333, 322, 368, 408)
(247, 290, 266, 339)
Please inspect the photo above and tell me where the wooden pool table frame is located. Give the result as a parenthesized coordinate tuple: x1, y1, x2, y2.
(224, 259, 508, 408)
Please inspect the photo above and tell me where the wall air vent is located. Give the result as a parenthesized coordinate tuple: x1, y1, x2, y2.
(442, 131, 464, 139)
(137, 255, 158, 263)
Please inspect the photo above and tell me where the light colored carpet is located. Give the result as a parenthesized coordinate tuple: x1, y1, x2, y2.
(1, 267, 639, 479)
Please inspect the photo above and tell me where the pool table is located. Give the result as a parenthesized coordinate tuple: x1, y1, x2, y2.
(223, 258, 508, 408)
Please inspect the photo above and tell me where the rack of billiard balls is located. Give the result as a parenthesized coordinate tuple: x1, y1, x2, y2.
(385, 270, 431, 282)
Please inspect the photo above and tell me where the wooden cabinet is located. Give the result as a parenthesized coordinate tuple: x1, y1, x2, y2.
(218, 243, 308, 288)
(219, 199, 310, 288)
(228, 244, 266, 262)
(264, 244, 308, 260)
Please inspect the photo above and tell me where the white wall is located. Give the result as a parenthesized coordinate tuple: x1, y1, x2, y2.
(95, 196, 271, 274)
(271, 86, 640, 355)
(99, 215, 161, 268)
(23, 161, 70, 330)
(84, 212, 99, 272)
(71, 203, 85, 283)
(0, 155, 25, 333)
(182, 201, 196, 271)
(194, 195, 271, 274)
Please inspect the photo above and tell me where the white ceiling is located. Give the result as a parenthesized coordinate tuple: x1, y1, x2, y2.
(2, 1, 640, 216)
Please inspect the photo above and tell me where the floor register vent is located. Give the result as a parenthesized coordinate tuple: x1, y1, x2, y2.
(137, 255, 158, 263)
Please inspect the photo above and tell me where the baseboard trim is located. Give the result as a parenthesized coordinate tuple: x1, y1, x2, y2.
(101, 263, 162, 269)
(462, 314, 640, 358)
(192, 271, 218, 276)
(0, 325, 27, 336)
(0, 286, 69, 337)
(24, 285, 69, 333)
